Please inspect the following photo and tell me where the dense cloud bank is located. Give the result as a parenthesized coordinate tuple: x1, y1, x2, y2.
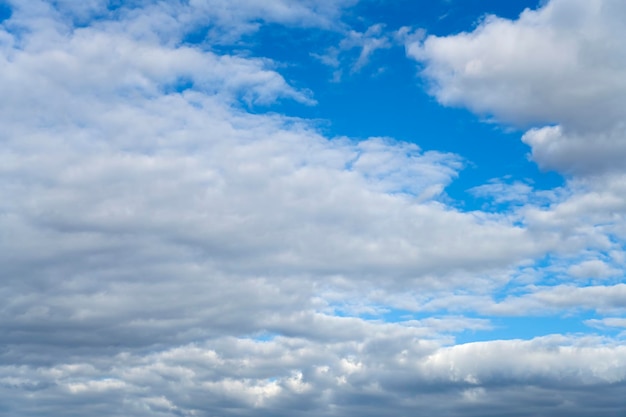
(3, 336, 626, 416)
(1, 0, 626, 416)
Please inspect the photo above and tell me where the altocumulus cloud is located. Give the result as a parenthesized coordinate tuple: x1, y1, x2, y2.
(1, 0, 626, 416)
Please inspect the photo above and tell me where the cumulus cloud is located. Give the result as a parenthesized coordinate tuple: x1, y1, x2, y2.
(406, 0, 626, 176)
(522, 124, 626, 175)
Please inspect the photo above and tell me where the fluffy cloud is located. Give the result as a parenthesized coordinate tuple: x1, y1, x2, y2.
(567, 259, 620, 280)
(522, 124, 626, 175)
(406, 0, 626, 176)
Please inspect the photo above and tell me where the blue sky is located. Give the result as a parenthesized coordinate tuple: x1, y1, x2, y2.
(244, 0, 564, 205)
(2, 0, 626, 416)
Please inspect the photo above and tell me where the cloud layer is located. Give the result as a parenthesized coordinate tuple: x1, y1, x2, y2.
(2, 0, 626, 416)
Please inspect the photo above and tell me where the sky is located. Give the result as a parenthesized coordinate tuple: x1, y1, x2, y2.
(1, 0, 626, 416)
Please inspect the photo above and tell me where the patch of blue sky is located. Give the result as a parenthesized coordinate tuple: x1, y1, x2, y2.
(363, 306, 609, 343)
(456, 314, 598, 344)
(193, 3, 563, 211)
(327, 302, 390, 319)
(330, 303, 465, 324)
(105, 0, 142, 12)
(469, 178, 564, 214)
(0, 1, 11, 23)
(529, 252, 626, 286)
(383, 309, 455, 325)
(164, 76, 196, 95)
(248, 331, 281, 343)
(345, 0, 543, 37)
(327, 284, 620, 342)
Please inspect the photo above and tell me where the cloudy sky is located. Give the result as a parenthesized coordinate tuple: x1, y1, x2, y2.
(2, 0, 626, 415)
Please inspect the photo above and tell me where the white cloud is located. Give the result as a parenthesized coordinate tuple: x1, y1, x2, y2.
(487, 284, 626, 315)
(585, 317, 626, 330)
(522, 124, 626, 175)
(420, 335, 626, 385)
(568, 259, 620, 280)
(406, 0, 626, 176)
(0, 16, 313, 107)
(469, 178, 535, 205)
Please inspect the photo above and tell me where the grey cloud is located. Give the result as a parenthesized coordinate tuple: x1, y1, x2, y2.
(2, 335, 626, 416)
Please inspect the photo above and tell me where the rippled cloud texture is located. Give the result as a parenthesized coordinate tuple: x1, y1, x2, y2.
(2, 0, 626, 416)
